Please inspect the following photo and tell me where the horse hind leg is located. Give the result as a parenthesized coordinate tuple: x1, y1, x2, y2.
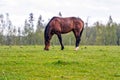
(75, 36, 81, 51)
(57, 34, 64, 50)
(73, 27, 84, 51)
(73, 31, 81, 51)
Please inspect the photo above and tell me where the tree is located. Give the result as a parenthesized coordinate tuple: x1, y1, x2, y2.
(35, 15, 45, 45)
(29, 13, 34, 29)
(95, 22, 105, 45)
(5, 13, 13, 45)
(23, 19, 30, 45)
(116, 24, 120, 45)
(23, 19, 30, 36)
(18, 27, 22, 45)
(58, 12, 62, 17)
(12, 26, 17, 45)
(107, 15, 113, 26)
(105, 16, 117, 45)
(0, 14, 4, 45)
(36, 15, 44, 32)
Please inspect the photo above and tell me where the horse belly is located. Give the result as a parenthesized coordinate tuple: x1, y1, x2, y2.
(61, 28, 72, 34)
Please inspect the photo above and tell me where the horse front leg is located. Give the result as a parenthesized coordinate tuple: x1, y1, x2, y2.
(57, 34, 64, 50)
(75, 36, 81, 50)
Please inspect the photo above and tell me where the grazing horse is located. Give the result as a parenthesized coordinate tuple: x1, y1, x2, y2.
(44, 16, 84, 50)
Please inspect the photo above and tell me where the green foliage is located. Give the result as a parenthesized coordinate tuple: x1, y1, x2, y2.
(0, 46, 120, 80)
(0, 14, 120, 46)
(81, 22, 120, 45)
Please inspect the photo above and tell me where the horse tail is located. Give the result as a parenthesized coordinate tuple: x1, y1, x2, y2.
(81, 18, 84, 30)
(78, 18, 84, 37)
(80, 25, 84, 37)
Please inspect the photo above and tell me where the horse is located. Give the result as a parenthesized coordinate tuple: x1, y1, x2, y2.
(44, 16, 84, 51)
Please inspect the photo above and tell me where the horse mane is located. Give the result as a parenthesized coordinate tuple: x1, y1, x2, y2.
(46, 17, 58, 28)
(44, 17, 58, 40)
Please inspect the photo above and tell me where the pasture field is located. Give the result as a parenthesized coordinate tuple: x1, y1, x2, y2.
(0, 46, 120, 80)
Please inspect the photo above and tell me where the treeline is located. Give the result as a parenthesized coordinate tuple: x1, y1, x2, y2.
(82, 21, 120, 45)
(0, 13, 120, 46)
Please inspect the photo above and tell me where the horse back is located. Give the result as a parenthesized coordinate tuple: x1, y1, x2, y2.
(46, 17, 84, 34)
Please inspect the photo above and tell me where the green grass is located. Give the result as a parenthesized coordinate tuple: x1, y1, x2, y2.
(0, 45, 120, 80)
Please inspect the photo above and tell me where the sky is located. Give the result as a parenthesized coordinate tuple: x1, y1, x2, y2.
(0, 0, 120, 27)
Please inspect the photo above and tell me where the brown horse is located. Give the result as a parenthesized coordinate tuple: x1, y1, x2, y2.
(44, 16, 84, 50)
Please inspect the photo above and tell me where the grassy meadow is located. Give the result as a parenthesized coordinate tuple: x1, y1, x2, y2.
(0, 45, 120, 80)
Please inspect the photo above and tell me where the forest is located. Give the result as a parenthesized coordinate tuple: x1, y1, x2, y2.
(0, 13, 120, 46)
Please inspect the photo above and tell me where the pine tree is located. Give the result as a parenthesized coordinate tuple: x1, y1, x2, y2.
(36, 15, 44, 32)
(0, 14, 4, 45)
(58, 12, 62, 17)
(6, 13, 13, 45)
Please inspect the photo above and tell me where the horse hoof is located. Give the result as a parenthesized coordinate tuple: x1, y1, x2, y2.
(75, 47, 79, 51)
(44, 48, 49, 51)
(61, 47, 64, 50)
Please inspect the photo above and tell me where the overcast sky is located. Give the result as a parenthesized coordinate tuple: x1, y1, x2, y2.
(1, 0, 120, 27)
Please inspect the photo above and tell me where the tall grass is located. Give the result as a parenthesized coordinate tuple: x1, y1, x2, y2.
(0, 46, 120, 80)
